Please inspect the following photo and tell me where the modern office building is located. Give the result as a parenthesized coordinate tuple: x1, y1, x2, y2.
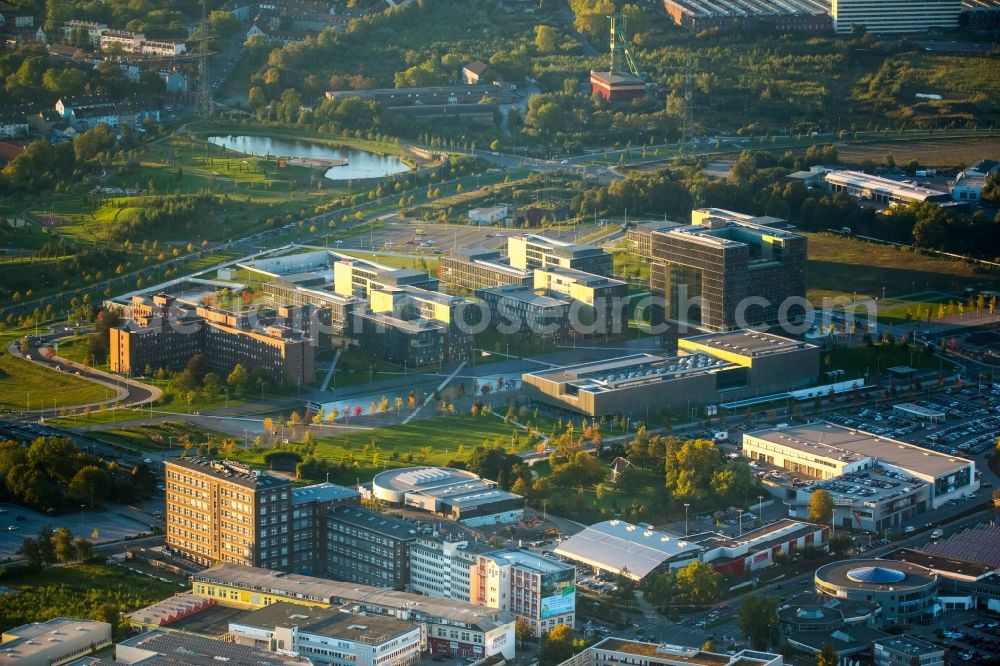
(369, 285, 475, 362)
(228, 601, 423, 666)
(353, 310, 446, 368)
(440, 248, 533, 292)
(370, 467, 525, 526)
(830, 0, 961, 33)
(333, 257, 439, 299)
(477, 285, 572, 339)
(472, 549, 577, 637)
(743, 422, 978, 513)
(0, 618, 112, 666)
(290, 482, 361, 576)
(645, 210, 807, 331)
(823, 170, 952, 204)
(265, 277, 360, 338)
(507, 234, 613, 277)
(110, 294, 316, 386)
(325, 505, 416, 588)
(164, 458, 293, 570)
(778, 592, 884, 657)
(191, 564, 517, 659)
(872, 636, 947, 666)
(533, 266, 629, 334)
(522, 330, 818, 417)
(814, 559, 938, 625)
(557, 638, 782, 666)
(114, 630, 311, 665)
(663, 0, 832, 32)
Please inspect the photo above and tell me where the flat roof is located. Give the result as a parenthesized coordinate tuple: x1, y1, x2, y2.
(824, 170, 949, 201)
(193, 564, 514, 631)
(872, 635, 945, 656)
(524, 353, 735, 393)
(478, 285, 570, 309)
(554, 520, 700, 580)
(166, 458, 291, 490)
(358, 311, 445, 334)
(292, 482, 360, 505)
(745, 422, 972, 479)
(588, 638, 783, 666)
(0, 618, 110, 662)
(922, 522, 1000, 567)
(681, 330, 810, 357)
(511, 233, 608, 258)
(535, 266, 627, 288)
(892, 403, 945, 418)
(589, 71, 646, 85)
(882, 548, 995, 580)
(374, 466, 482, 494)
(233, 601, 419, 642)
(481, 548, 575, 574)
(799, 468, 928, 506)
(116, 629, 310, 665)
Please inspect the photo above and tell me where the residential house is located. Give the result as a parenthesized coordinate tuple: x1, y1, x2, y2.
(462, 60, 490, 85)
(0, 110, 29, 138)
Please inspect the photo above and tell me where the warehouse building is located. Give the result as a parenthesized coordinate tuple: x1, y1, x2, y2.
(743, 422, 978, 510)
(663, 0, 832, 32)
(191, 564, 517, 659)
(370, 467, 525, 526)
(0, 618, 112, 666)
(823, 170, 952, 205)
(522, 330, 818, 417)
(553, 520, 701, 582)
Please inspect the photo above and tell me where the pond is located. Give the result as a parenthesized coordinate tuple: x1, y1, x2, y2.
(207, 134, 410, 181)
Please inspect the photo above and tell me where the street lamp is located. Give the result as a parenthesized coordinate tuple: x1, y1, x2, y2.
(758, 495, 764, 521)
(684, 503, 690, 536)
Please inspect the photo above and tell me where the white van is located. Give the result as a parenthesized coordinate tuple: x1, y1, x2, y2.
(904, 525, 916, 534)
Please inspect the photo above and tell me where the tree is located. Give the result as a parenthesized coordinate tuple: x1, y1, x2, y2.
(533, 25, 558, 53)
(53, 527, 75, 563)
(808, 489, 834, 524)
(674, 561, 719, 604)
(18, 537, 43, 571)
(540, 624, 575, 665)
(668, 439, 722, 500)
(816, 643, 838, 666)
(515, 616, 533, 646)
(68, 465, 111, 505)
(94, 603, 121, 639)
(739, 594, 779, 650)
(227, 363, 249, 396)
(74, 536, 93, 561)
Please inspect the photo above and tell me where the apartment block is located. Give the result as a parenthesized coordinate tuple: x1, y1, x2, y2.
(507, 234, 613, 276)
(472, 549, 577, 638)
(325, 506, 416, 588)
(164, 458, 292, 570)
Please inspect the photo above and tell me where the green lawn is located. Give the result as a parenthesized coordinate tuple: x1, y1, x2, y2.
(0, 563, 181, 630)
(0, 350, 110, 411)
(805, 232, 997, 302)
(227, 415, 531, 482)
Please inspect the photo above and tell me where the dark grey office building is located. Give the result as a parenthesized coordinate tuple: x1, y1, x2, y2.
(646, 210, 806, 332)
(326, 506, 416, 588)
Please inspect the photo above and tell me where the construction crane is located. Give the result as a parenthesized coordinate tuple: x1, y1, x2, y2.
(607, 13, 641, 79)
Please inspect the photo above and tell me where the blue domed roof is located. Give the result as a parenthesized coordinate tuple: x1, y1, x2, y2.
(846, 566, 906, 584)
